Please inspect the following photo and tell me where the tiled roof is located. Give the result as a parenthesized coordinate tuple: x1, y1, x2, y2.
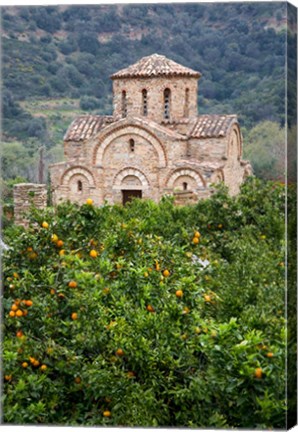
(189, 114, 238, 138)
(64, 115, 114, 141)
(111, 54, 201, 79)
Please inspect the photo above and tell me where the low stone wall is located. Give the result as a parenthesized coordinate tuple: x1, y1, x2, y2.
(13, 183, 47, 228)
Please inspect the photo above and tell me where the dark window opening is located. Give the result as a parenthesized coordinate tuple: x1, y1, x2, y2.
(129, 139, 135, 152)
(122, 90, 127, 118)
(164, 88, 171, 119)
(78, 180, 83, 192)
(142, 89, 148, 116)
(184, 88, 190, 117)
(122, 190, 142, 205)
(183, 182, 188, 191)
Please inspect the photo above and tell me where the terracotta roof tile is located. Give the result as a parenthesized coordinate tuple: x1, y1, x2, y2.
(111, 54, 201, 79)
(189, 114, 238, 138)
(64, 115, 114, 141)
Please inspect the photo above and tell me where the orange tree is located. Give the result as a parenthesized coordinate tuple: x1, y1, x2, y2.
(2, 178, 288, 427)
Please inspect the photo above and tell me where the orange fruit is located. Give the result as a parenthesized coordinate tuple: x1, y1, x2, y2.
(29, 357, 36, 364)
(16, 309, 23, 317)
(40, 364, 47, 371)
(23, 310, 28, 316)
(74, 376, 81, 384)
(267, 352, 274, 358)
(42, 221, 49, 229)
(58, 293, 65, 299)
(33, 360, 40, 367)
(89, 249, 98, 258)
(146, 305, 155, 313)
(204, 295, 211, 302)
(13, 272, 20, 279)
(9, 311, 16, 318)
(103, 411, 111, 417)
(192, 237, 199, 244)
(254, 367, 263, 379)
(4, 375, 12, 381)
(86, 198, 93, 205)
(56, 240, 64, 248)
(27, 247, 33, 252)
(116, 348, 124, 357)
(143, 271, 149, 277)
(11, 304, 18, 311)
(194, 231, 201, 238)
(16, 330, 23, 338)
(22, 362, 28, 368)
(71, 312, 78, 320)
(155, 262, 160, 271)
(175, 290, 183, 298)
(163, 269, 170, 277)
(59, 249, 65, 256)
(25, 300, 33, 307)
(51, 234, 58, 243)
(68, 280, 77, 289)
(50, 289, 56, 295)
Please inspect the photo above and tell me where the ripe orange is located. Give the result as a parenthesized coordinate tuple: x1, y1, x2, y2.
(56, 240, 64, 248)
(68, 281, 77, 289)
(16, 330, 23, 338)
(254, 367, 263, 379)
(103, 411, 111, 417)
(116, 348, 124, 357)
(146, 305, 155, 313)
(71, 312, 78, 320)
(204, 295, 211, 302)
(27, 247, 33, 252)
(13, 272, 20, 279)
(192, 237, 199, 244)
(42, 221, 49, 229)
(33, 360, 40, 367)
(50, 289, 56, 295)
(9, 311, 16, 318)
(175, 290, 183, 298)
(90, 249, 98, 258)
(25, 300, 33, 307)
(22, 362, 28, 368)
(16, 309, 24, 317)
(29, 357, 36, 364)
(40, 364, 47, 371)
(51, 234, 58, 243)
(59, 249, 65, 256)
(86, 198, 93, 205)
(74, 376, 81, 384)
(194, 231, 201, 238)
(267, 352, 274, 358)
(4, 375, 12, 381)
(11, 304, 18, 311)
(163, 269, 170, 277)
(155, 262, 160, 271)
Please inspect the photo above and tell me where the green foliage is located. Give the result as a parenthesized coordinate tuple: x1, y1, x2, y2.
(2, 178, 289, 428)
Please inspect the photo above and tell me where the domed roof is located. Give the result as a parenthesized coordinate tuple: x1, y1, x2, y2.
(111, 53, 201, 79)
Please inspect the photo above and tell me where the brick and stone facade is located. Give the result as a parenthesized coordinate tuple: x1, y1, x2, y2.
(49, 54, 252, 206)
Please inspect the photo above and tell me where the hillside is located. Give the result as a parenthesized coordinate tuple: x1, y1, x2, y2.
(1, 3, 296, 185)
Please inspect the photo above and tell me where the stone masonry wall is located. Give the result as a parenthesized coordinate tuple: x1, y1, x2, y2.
(112, 76, 198, 124)
(13, 183, 47, 228)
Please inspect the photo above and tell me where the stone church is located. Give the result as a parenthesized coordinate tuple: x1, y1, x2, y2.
(49, 54, 251, 206)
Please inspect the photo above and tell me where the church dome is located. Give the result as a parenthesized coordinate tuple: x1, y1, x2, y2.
(111, 53, 201, 79)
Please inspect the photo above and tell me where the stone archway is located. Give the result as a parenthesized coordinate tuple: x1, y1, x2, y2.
(61, 166, 96, 204)
(112, 167, 150, 205)
(166, 168, 205, 190)
(62, 166, 95, 187)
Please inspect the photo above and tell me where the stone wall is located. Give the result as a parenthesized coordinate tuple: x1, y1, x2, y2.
(13, 183, 47, 228)
(112, 76, 198, 124)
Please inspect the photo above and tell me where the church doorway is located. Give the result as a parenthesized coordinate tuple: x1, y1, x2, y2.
(122, 190, 142, 205)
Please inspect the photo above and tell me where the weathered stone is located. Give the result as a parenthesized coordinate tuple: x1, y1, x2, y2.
(13, 183, 47, 227)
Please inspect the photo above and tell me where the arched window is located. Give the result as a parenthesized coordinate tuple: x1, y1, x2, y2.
(129, 138, 135, 152)
(77, 180, 83, 192)
(164, 88, 171, 120)
(184, 88, 190, 117)
(121, 90, 127, 118)
(183, 182, 188, 191)
(142, 89, 148, 116)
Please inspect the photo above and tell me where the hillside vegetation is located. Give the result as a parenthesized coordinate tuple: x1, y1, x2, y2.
(3, 178, 296, 428)
(1, 3, 295, 186)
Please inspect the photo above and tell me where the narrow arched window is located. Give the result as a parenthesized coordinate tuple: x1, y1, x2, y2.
(78, 180, 83, 192)
(142, 89, 148, 116)
(183, 182, 188, 191)
(129, 138, 135, 152)
(121, 90, 127, 118)
(164, 88, 171, 120)
(184, 88, 190, 117)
